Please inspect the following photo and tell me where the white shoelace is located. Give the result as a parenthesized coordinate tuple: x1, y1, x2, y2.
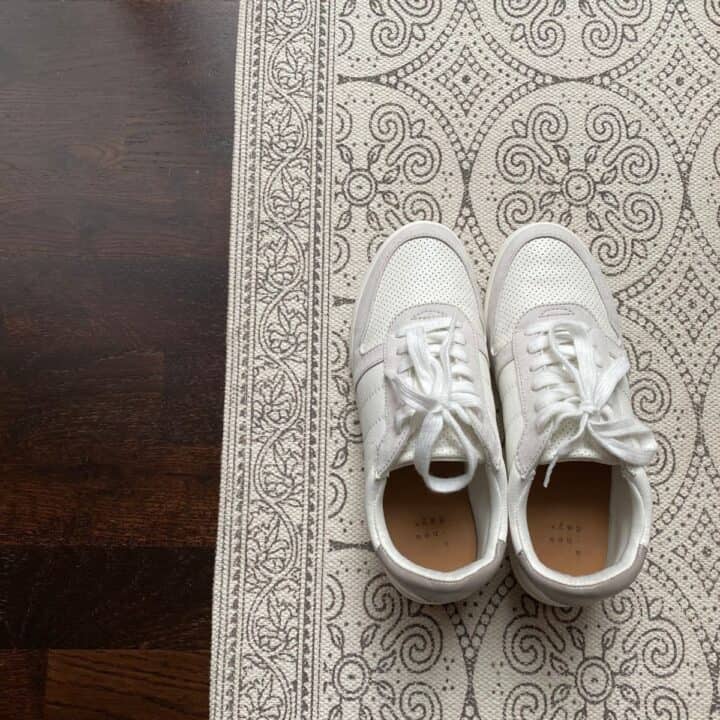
(527, 320, 657, 487)
(385, 317, 492, 493)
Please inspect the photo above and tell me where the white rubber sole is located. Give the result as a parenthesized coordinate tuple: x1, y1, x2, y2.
(486, 221, 631, 608)
(350, 220, 500, 606)
(510, 552, 567, 607)
(485, 222, 579, 607)
(386, 574, 446, 606)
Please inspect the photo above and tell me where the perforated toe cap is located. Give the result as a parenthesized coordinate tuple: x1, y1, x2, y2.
(360, 235, 478, 349)
(491, 235, 614, 350)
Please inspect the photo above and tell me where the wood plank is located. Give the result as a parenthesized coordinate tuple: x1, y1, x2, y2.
(0, 548, 213, 649)
(0, 1, 235, 259)
(0, 651, 46, 720)
(0, 458, 219, 546)
(0, 257, 225, 545)
(0, 0, 237, 711)
(45, 651, 209, 720)
(0, 258, 227, 359)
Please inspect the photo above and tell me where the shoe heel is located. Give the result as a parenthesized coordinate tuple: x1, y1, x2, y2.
(509, 551, 568, 608)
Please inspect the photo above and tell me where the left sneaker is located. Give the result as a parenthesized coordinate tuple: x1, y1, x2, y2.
(351, 221, 507, 604)
(486, 222, 657, 606)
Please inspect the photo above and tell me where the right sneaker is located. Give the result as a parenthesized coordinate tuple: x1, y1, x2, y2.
(485, 222, 657, 606)
(352, 221, 507, 604)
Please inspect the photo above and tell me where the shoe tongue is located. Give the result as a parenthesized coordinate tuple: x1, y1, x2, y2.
(383, 310, 488, 492)
(539, 420, 615, 466)
(537, 323, 625, 468)
(538, 386, 632, 467)
(391, 427, 484, 491)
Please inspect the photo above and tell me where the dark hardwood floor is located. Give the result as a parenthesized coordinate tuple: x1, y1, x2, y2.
(0, 2, 236, 717)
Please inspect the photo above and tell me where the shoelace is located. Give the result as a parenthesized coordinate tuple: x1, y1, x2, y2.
(385, 317, 491, 493)
(527, 320, 657, 487)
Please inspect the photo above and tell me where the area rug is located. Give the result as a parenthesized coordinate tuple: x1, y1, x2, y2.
(211, 2, 720, 718)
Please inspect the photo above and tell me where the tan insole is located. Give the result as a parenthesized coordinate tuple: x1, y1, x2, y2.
(383, 463, 477, 572)
(527, 462, 611, 576)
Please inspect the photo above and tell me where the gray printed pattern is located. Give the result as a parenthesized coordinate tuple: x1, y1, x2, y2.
(212, 2, 720, 718)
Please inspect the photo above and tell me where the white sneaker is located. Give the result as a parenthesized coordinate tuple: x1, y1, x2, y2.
(351, 221, 507, 604)
(486, 222, 657, 606)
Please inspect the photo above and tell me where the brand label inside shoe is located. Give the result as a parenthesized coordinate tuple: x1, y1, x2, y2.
(527, 462, 610, 576)
(384, 466, 477, 572)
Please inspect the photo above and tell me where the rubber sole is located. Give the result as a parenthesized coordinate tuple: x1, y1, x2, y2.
(510, 552, 567, 607)
(485, 222, 593, 607)
(351, 221, 500, 605)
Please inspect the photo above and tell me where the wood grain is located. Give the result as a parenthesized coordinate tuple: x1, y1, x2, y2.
(45, 651, 209, 720)
(0, 548, 214, 649)
(0, 651, 46, 720)
(0, 1, 234, 259)
(0, 0, 236, 715)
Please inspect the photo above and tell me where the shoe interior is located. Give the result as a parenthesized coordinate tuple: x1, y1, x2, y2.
(383, 462, 485, 572)
(527, 462, 612, 576)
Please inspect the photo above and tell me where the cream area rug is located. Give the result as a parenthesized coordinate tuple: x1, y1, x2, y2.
(211, 2, 720, 718)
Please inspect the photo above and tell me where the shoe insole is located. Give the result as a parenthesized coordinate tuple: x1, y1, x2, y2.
(383, 463, 477, 572)
(527, 462, 610, 576)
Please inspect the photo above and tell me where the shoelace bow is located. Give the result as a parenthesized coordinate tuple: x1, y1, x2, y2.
(528, 320, 657, 487)
(385, 317, 492, 493)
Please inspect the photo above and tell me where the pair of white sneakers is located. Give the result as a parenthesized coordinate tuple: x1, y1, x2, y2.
(351, 222, 657, 606)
